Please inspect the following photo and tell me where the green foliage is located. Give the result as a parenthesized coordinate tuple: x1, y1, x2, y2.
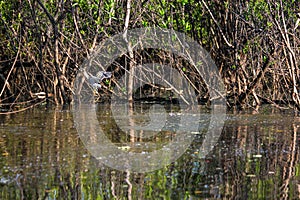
(243, 41, 250, 54)
(0, 0, 13, 22)
(249, 0, 270, 20)
(0, 0, 299, 107)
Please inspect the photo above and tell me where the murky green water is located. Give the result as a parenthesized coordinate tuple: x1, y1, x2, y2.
(0, 105, 300, 199)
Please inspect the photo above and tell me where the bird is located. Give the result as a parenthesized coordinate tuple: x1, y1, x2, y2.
(82, 69, 112, 90)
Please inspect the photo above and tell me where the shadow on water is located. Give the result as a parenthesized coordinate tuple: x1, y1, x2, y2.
(0, 105, 300, 199)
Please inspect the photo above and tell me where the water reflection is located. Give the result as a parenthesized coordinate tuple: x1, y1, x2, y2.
(0, 106, 299, 199)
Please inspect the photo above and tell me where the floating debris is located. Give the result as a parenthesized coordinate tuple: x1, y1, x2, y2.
(253, 154, 262, 158)
(117, 146, 131, 151)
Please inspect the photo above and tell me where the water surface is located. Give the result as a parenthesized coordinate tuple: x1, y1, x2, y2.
(0, 105, 300, 199)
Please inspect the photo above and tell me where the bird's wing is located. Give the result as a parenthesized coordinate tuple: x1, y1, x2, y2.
(97, 71, 112, 80)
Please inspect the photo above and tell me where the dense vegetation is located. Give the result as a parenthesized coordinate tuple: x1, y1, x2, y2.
(0, 0, 299, 112)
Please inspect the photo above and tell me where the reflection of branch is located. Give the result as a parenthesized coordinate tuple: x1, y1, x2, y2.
(125, 170, 132, 200)
(111, 177, 117, 199)
(281, 123, 298, 198)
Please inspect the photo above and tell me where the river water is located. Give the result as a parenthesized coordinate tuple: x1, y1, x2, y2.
(0, 105, 299, 199)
